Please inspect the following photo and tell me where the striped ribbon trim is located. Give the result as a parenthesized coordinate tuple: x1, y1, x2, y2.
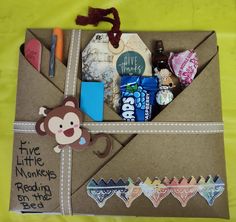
(14, 121, 224, 134)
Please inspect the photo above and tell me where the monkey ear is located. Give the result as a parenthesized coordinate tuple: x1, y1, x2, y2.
(63, 96, 78, 108)
(35, 118, 47, 136)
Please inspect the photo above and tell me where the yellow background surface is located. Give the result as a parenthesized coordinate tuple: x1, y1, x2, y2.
(0, 0, 236, 221)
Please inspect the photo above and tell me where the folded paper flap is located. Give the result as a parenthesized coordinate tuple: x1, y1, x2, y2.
(71, 125, 226, 185)
(71, 133, 228, 218)
(72, 187, 229, 218)
(15, 51, 64, 121)
(194, 31, 218, 70)
(153, 52, 222, 122)
(26, 29, 68, 92)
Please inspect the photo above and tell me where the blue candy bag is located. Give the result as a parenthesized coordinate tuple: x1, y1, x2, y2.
(120, 76, 158, 121)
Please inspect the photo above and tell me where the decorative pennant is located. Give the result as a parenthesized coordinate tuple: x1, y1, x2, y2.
(87, 179, 117, 208)
(169, 176, 198, 207)
(112, 178, 129, 206)
(82, 33, 152, 112)
(198, 175, 225, 206)
(116, 178, 142, 207)
(139, 177, 170, 207)
(87, 176, 225, 208)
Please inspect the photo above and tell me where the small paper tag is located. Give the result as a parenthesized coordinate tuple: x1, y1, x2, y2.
(82, 33, 152, 111)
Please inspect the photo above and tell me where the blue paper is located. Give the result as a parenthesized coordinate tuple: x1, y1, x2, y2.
(80, 82, 104, 121)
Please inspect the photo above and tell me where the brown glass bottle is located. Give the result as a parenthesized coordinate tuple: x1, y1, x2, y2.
(152, 40, 169, 73)
(152, 40, 181, 115)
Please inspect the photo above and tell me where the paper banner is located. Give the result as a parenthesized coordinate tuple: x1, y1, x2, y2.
(87, 176, 225, 208)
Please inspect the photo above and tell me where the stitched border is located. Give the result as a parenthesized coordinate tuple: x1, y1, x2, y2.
(14, 121, 224, 127)
(13, 120, 224, 134)
(89, 130, 224, 133)
(60, 29, 79, 215)
(13, 129, 224, 134)
(67, 148, 72, 215)
(72, 32, 80, 96)
(64, 30, 75, 96)
(83, 122, 224, 126)
(60, 148, 65, 214)
(14, 122, 35, 126)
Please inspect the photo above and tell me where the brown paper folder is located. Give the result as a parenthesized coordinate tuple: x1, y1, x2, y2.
(10, 29, 229, 218)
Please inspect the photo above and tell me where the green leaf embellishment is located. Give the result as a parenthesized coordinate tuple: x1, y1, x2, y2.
(132, 84, 138, 91)
(126, 84, 138, 93)
(126, 85, 133, 93)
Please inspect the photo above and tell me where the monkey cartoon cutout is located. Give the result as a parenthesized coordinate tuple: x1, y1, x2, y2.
(35, 96, 112, 158)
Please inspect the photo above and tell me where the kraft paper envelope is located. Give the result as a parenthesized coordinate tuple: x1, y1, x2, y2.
(10, 29, 229, 218)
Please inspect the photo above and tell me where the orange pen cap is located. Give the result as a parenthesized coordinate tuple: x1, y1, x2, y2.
(53, 28, 63, 62)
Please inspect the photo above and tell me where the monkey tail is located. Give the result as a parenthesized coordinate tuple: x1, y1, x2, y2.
(91, 133, 112, 158)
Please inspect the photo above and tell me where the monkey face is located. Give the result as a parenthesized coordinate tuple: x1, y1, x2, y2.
(36, 97, 84, 146)
(48, 111, 82, 145)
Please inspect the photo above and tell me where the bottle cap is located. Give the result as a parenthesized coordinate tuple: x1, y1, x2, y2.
(155, 40, 164, 52)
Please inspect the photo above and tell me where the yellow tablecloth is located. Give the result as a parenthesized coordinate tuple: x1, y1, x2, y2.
(0, 0, 235, 221)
